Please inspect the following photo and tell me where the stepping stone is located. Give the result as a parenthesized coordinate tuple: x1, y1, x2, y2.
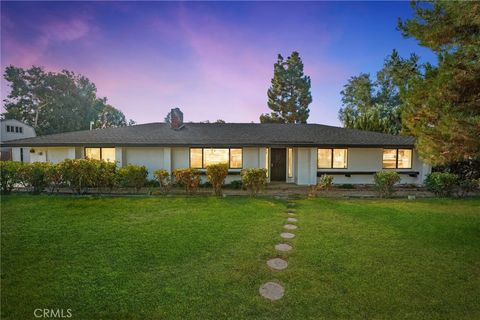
(287, 209, 296, 213)
(287, 217, 298, 223)
(280, 232, 295, 239)
(287, 212, 296, 216)
(275, 243, 292, 252)
(267, 258, 288, 270)
(259, 282, 284, 301)
(284, 224, 298, 230)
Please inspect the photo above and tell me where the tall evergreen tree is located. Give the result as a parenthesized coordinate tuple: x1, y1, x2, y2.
(260, 52, 312, 123)
(399, 1, 480, 165)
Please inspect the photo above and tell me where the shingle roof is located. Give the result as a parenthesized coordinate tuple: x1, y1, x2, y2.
(1, 122, 415, 147)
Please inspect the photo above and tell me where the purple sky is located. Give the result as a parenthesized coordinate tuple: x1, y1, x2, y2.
(1, 1, 435, 125)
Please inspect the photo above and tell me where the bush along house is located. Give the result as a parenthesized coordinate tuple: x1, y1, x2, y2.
(2, 108, 431, 186)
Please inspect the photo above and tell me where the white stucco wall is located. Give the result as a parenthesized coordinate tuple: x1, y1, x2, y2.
(25, 147, 74, 164)
(11, 147, 31, 162)
(296, 148, 318, 185)
(125, 147, 165, 178)
(171, 147, 189, 170)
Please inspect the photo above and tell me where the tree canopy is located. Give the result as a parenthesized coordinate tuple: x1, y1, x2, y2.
(338, 49, 420, 134)
(398, 1, 480, 165)
(260, 52, 312, 123)
(2, 65, 133, 135)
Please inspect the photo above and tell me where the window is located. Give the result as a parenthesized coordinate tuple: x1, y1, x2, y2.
(15, 126, 19, 133)
(190, 148, 203, 168)
(19, 127, 23, 133)
(383, 149, 412, 169)
(85, 147, 116, 163)
(287, 148, 293, 178)
(229, 148, 242, 169)
(189, 148, 243, 169)
(317, 148, 347, 169)
(6, 125, 11, 132)
(101, 148, 116, 163)
(203, 148, 229, 167)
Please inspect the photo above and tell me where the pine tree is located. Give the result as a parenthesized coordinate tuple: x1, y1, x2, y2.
(260, 52, 312, 123)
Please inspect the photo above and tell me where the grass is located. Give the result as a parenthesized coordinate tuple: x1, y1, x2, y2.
(1, 195, 479, 319)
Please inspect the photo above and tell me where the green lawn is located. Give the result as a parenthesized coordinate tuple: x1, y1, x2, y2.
(1, 195, 479, 319)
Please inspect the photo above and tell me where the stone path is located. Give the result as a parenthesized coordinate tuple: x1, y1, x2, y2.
(259, 200, 299, 301)
(275, 243, 292, 252)
(259, 282, 284, 301)
(280, 232, 295, 239)
(267, 258, 288, 270)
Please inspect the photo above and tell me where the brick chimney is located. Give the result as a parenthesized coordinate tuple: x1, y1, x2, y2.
(170, 108, 184, 129)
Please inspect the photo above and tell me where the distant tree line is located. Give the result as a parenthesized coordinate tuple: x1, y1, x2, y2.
(2, 66, 134, 135)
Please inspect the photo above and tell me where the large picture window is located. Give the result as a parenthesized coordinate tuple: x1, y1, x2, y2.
(317, 148, 348, 169)
(85, 147, 116, 163)
(189, 148, 243, 169)
(383, 149, 412, 169)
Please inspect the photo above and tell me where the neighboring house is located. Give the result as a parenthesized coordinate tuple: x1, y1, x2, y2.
(2, 109, 431, 185)
(0, 119, 36, 161)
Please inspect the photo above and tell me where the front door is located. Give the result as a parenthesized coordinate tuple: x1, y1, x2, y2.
(270, 148, 286, 181)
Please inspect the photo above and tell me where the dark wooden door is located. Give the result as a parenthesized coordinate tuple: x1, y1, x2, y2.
(270, 148, 286, 181)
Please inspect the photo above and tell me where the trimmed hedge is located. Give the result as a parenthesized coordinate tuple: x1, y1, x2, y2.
(0, 159, 145, 194)
(116, 164, 148, 192)
(0, 161, 24, 193)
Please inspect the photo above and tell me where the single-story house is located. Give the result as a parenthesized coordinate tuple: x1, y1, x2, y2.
(2, 109, 431, 186)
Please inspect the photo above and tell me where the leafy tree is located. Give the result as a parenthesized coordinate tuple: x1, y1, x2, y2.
(164, 111, 171, 123)
(398, 1, 480, 165)
(338, 50, 420, 134)
(94, 99, 128, 129)
(260, 52, 312, 123)
(3, 65, 133, 135)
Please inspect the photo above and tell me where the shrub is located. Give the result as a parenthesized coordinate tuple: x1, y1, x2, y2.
(116, 164, 148, 192)
(308, 174, 334, 197)
(19, 162, 50, 193)
(44, 163, 62, 194)
(57, 159, 98, 194)
(457, 179, 479, 197)
(153, 169, 171, 194)
(0, 161, 23, 193)
(425, 172, 458, 197)
(94, 160, 117, 192)
(173, 168, 201, 194)
(318, 174, 334, 190)
(374, 171, 401, 198)
(206, 163, 229, 196)
(240, 168, 267, 196)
